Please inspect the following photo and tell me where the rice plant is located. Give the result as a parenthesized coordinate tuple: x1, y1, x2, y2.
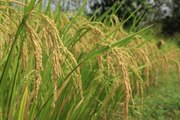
(0, 0, 179, 120)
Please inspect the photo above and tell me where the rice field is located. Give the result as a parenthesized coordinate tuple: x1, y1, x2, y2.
(0, 0, 180, 120)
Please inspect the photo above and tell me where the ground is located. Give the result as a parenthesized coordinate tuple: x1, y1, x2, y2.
(129, 68, 180, 120)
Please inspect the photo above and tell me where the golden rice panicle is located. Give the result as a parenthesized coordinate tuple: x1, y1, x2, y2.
(138, 48, 151, 88)
(110, 15, 120, 26)
(129, 49, 144, 98)
(96, 55, 104, 82)
(169, 50, 180, 82)
(71, 22, 105, 55)
(106, 53, 116, 77)
(34, 47, 42, 101)
(109, 15, 127, 38)
(105, 49, 128, 119)
(162, 55, 170, 79)
(110, 48, 133, 120)
(31, 12, 85, 106)
(52, 51, 60, 107)
(21, 43, 27, 69)
(66, 50, 84, 100)
(145, 42, 158, 85)
(38, 12, 84, 100)
(51, 49, 65, 107)
(127, 35, 145, 48)
(26, 23, 42, 101)
(29, 13, 63, 104)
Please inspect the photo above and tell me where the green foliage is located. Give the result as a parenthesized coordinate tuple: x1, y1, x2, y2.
(89, 0, 180, 41)
(18, 87, 28, 120)
(161, 0, 180, 36)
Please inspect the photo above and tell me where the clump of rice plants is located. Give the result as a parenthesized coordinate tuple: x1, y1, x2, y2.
(0, 0, 180, 120)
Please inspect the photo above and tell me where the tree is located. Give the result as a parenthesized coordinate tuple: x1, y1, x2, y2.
(88, 0, 153, 30)
(161, 0, 180, 35)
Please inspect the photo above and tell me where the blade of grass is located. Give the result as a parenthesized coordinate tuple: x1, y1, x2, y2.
(18, 86, 28, 120)
(6, 29, 27, 119)
(95, 1, 119, 22)
(121, 6, 141, 26)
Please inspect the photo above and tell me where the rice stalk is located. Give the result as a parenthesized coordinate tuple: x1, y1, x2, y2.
(25, 23, 42, 101)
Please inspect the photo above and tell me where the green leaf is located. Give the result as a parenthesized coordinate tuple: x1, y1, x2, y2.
(18, 87, 28, 120)
(24, 0, 36, 16)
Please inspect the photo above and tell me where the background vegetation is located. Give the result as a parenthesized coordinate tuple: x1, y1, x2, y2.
(88, 0, 180, 43)
(47, 0, 180, 45)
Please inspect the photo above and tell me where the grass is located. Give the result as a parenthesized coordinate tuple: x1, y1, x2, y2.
(129, 68, 180, 120)
(0, 0, 180, 120)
